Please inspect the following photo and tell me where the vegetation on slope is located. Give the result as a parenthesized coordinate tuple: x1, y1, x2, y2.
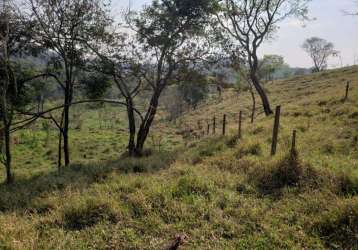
(0, 66, 357, 249)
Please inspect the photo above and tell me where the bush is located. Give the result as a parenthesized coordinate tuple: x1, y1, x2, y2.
(252, 126, 264, 135)
(336, 173, 358, 196)
(118, 151, 176, 173)
(251, 153, 304, 194)
(61, 199, 118, 230)
(225, 135, 239, 148)
(312, 199, 358, 249)
(321, 143, 335, 155)
(127, 192, 151, 219)
(183, 137, 226, 164)
(235, 143, 262, 159)
(172, 175, 212, 199)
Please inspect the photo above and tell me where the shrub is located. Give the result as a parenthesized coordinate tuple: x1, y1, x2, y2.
(235, 143, 262, 159)
(172, 175, 212, 199)
(336, 173, 358, 196)
(252, 126, 264, 135)
(348, 111, 358, 119)
(183, 137, 226, 164)
(61, 199, 118, 230)
(321, 143, 335, 155)
(312, 199, 358, 249)
(225, 135, 239, 148)
(117, 151, 176, 173)
(251, 153, 304, 194)
(127, 192, 151, 219)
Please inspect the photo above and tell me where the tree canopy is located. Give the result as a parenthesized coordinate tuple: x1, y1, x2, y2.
(302, 37, 339, 72)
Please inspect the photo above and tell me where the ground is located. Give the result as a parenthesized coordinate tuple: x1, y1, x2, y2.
(0, 66, 357, 249)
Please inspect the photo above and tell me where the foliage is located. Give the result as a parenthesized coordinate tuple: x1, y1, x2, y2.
(258, 55, 285, 82)
(0, 66, 357, 248)
(79, 73, 112, 99)
(214, 0, 311, 115)
(177, 69, 209, 109)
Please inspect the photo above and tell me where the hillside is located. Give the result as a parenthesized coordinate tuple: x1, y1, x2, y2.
(0, 66, 357, 249)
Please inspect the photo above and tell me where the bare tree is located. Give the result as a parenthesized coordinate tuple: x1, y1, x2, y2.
(302, 37, 339, 72)
(215, 0, 310, 115)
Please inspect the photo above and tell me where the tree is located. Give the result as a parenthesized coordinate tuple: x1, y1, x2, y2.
(177, 68, 209, 109)
(0, 0, 46, 183)
(79, 73, 112, 100)
(0, 0, 13, 183)
(259, 55, 285, 82)
(90, 0, 217, 156)
(1, 0, 31, 183)
(24, 0, 111, 167)
(215, 0, 310, 115)
(302, 37, 339, 72)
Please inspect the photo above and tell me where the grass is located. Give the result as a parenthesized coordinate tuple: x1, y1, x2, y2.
(0, 66, 357, 249)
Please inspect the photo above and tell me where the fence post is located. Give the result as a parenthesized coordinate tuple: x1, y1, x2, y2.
(291, 130, 297, 156)
(238, 111, 242, 139)
(207, 123, 210, 136)
(222, 114, 226, 136)
(271, 106, 281, 156)
(213, 116, 216, 135)
(344, 81, 350, 102)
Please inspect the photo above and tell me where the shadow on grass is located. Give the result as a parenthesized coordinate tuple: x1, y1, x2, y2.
(0, 150, 177, 213)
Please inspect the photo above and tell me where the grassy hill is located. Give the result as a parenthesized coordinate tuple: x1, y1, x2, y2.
(0, 66, 357, 249)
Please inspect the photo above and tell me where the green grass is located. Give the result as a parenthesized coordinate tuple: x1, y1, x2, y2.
(0, 66, 357, 249)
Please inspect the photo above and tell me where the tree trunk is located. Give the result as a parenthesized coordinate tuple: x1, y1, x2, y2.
(250, 71, 273, 115)
(135, 89, 162, 155)
(1, 0, 13, 183)
(63, 96, 70, 166)
(249, 83, 256, 123)
(126, 98, 137, 156)
(58, 130, 62, 170)
(4, 122, 13, 184)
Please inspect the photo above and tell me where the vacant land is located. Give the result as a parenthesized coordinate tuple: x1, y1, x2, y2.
(0, 66, 357, 249)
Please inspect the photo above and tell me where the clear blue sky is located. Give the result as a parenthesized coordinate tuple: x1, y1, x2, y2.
(113, 0, 358, 68)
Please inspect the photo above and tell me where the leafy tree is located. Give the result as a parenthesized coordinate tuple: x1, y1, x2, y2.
(214, 0, 310, 115)
(0, 0, 45, 183)
(90, 0, 217, 156)
(176, 68, 209, 109)
(302, 37, 339, 72)
(24, 0, 111, 167)
(259, 55, 285, 82)
(79, 73, 112, 100)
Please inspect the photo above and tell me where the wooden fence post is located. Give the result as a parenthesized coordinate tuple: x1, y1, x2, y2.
(271, 106, 281, 156)
(344, 81, 350, 102)
(213, 116, 216, 135)
(291, 130, 297, 156)
(238, 111, 242, 139)
(222, 114, 226, 136)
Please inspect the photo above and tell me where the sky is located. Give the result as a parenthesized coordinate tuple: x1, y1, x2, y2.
(113, 0, 358, 69)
